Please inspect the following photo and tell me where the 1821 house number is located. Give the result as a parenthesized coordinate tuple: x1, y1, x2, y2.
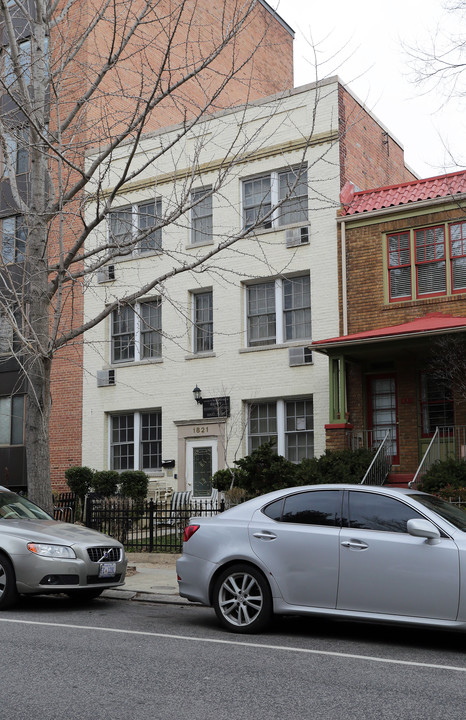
(193, 426, 210, 435)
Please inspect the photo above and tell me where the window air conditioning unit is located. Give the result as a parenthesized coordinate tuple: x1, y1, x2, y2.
(97, 369, 116, 387)
(288, 347, 313, 367)
(285, 226, 310, 248)
(97, 265, 116, 283)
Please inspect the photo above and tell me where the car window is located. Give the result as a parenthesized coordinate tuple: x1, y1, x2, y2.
(409, 493, 466, 532)
(348, 491, 425, 533)
(263, 490, 342, 527)
(0, 492, 51, 520)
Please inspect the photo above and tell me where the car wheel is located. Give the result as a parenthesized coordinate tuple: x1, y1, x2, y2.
(213, 564, 272, 633)
(0, 552, 19, 610)
(66, 588, 104, 602)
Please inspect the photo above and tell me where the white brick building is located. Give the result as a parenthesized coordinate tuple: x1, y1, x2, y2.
(82, 78, 415, 497)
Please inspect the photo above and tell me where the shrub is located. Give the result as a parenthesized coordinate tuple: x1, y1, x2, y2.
(230, 441, 298, 496)
(418, 458, 466, 494)
(64, 466, 94, 500)
(295, 448, 375, 486)
(92, 470, 120, 497)
(119, 471, 149, 501)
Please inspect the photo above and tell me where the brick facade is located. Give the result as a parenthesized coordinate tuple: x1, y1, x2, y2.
(44, 0, 295, 490)
(324, 184, 466, 476)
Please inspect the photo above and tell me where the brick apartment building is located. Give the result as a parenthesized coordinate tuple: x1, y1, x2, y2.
(0, 0, 295, 492)
(81, 77, 417, 498)
(313, 171, 466, 483)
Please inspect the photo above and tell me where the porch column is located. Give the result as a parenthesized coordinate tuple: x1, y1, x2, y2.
(325, 354, 352, 451)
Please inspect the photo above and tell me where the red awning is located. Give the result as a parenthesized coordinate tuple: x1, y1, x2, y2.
(312, 313, 466, 352)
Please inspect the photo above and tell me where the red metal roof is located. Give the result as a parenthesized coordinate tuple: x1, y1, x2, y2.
(312, 313, 466, 349)
(340, 170, 466, 216)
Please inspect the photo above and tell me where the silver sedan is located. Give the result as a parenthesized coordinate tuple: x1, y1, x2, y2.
(0, 487, 127, 609)
(176, 484, 466, 633)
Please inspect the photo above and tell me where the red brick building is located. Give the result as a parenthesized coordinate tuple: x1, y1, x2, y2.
(1, 0, 295, 492)
(313, 171, 466, 483)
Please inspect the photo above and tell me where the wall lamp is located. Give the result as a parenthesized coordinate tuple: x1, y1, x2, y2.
(193, 384, 203, 404)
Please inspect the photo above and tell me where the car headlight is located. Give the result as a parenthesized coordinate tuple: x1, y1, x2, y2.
(27, 542, 76, 559)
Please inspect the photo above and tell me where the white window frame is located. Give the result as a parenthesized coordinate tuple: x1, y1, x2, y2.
(108, 199, 162, 258)
(242, 165, 308, 231)
(192, 289, 213, 353)
(245, 274, 311, 348)
(190, 187, 213, 245)
(247, 397, 314, 461)
(109, 410, 162, 471)
(111, 299, 162, 364)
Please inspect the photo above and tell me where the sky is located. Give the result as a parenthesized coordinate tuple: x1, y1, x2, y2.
(277, 0, 465, 179)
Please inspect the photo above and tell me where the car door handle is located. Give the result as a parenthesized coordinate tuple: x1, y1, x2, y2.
(341, 540, 368, 550)
(253, 531, 277, 541)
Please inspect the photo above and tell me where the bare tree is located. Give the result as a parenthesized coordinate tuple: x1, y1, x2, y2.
(0, 0, 332, 511)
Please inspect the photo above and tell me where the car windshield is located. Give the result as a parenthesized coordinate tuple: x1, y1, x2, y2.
(409, 493, 466, 532)
(0, 492, 52, 520)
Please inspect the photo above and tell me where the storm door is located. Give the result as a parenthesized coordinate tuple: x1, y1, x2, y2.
(367, 375, 399, 464)
(186, 439, 218, 498)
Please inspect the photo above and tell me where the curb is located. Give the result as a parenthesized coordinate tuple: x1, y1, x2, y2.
(102, 588, 196, 606)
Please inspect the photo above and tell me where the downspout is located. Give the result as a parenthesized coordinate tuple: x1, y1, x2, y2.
(341, 220, 348, 335)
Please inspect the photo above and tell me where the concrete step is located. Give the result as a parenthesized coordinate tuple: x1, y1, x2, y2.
(386, 473, 414, 488)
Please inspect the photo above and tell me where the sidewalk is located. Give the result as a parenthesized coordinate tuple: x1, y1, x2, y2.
(102, 552, 193, 605)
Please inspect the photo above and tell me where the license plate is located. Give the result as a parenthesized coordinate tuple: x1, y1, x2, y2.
(99, 562, 116, 578)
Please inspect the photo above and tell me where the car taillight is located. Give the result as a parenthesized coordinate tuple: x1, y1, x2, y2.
(183, 524, 200, 542)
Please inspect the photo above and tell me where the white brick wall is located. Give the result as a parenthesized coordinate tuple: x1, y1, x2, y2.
(82, 80, 342, 487)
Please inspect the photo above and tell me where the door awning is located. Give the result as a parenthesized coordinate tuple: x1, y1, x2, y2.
(311, 313, 466, 354)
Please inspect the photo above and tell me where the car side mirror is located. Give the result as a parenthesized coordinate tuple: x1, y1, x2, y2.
(407, 518, 441, 545)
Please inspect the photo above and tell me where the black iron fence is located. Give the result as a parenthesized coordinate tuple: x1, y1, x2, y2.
(53, 491, 78, 523)
(84, 495, 224, 553)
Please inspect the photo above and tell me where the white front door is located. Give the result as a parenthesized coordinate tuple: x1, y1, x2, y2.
(186, 439, 218, 498)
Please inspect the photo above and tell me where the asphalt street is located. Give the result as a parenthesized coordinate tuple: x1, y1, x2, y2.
(1, 593, 465, 720)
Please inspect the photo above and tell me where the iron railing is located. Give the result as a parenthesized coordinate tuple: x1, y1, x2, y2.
(411, 425, 466, 487)
(360, 430, 392, 486)
(84, 495, 224, 552)
(53, 491, 77, 523)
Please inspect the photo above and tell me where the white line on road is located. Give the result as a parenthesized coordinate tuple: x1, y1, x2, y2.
(1, 617, 464, 673)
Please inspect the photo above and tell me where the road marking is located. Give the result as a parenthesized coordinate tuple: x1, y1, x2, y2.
(1, 617, 465, 672)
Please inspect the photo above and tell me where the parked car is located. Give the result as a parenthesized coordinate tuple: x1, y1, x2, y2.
(176, 484, 466, 633)
(0, 486, 127, 610)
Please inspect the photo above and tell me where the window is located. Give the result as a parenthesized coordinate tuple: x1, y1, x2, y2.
(1, 216, 26, 263)
(248, 397, 314, 461)
(191, 188, 213, 245)
(109, 200, 162, 256)
(246, 274, 311, 347)
(263, 490, 342, 527)
(112, 300, 161, 364)
(0, 395, 24, 446)
(111, 411, 161, 471)
(193, 290, 213, 352)
(348, 491, 424, 533)
(0, 306, 21, 355)
(388, 232, 411, 300)
(450, 221, 466, 292)
(387, 221, 466, 302)
(243, 166, 308, 230)
(3, 40, 31, 87)
(415, 226, 446, 296)
(1, 129, 29, 178)
(420, 373, 454, 436)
